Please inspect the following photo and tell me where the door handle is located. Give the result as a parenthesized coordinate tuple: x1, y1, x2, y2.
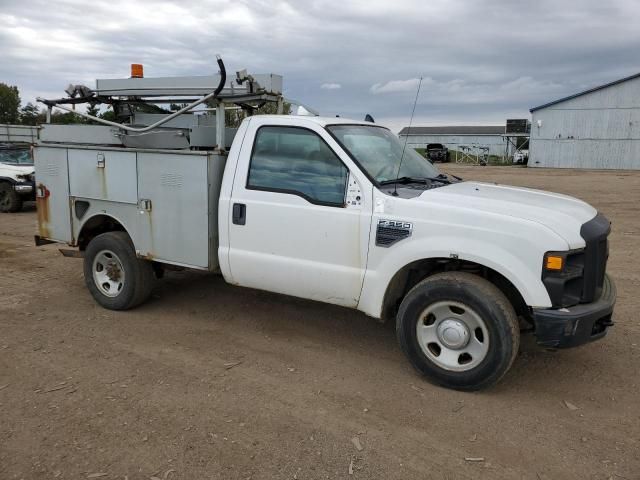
(232, 203, 246, 225)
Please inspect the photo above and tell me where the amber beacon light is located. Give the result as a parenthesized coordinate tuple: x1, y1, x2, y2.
(131, 64, 144, 78)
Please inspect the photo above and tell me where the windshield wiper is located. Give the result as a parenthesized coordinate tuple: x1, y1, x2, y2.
(380, 176, 425, 185)
(437, 172, 463, 182)
(380, 175, 451, 186)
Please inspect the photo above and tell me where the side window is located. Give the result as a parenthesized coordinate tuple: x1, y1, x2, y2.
(248, 126, 349, 206)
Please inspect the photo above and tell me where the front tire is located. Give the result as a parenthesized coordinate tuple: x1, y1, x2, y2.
(0, 182, 23, 213)
(83, 231, 155, 310)
(396, 272, 519, 391)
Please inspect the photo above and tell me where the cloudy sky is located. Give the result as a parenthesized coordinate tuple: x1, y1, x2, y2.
(1, 0, 639, 132)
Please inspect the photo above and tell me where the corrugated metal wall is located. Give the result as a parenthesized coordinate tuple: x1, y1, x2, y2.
(530, 76, 640, 169)
(400, 134, 510, 158)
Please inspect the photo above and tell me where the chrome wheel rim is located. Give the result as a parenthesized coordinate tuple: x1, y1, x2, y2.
(92, 249, 125, 298)
(416, 301, 490, 372)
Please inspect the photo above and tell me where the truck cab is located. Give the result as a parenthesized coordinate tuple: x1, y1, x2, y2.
(33, 60, 616, 391)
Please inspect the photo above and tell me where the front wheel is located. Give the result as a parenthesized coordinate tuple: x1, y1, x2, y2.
(0, 182, 23, 213)
(396, 272, 519, 391)
(83, 231, 155, 310)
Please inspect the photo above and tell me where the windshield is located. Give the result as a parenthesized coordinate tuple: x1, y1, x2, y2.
(327, 125, 440, 184)
(0, 148, 32, 165)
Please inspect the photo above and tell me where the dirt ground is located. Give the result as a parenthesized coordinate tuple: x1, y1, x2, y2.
(1, 164, 639, 480)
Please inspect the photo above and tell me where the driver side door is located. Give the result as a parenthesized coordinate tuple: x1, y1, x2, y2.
(226, 120, 371, 307)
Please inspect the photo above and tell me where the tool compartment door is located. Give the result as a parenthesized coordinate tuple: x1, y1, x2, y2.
(68, 149, 138, 203)
(136, 152, 210, 268)
(33, 146, 72, 243)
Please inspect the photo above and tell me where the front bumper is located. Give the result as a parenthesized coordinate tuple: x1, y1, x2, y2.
(14, 181, 35, 197)
(533, 274, 616, 348)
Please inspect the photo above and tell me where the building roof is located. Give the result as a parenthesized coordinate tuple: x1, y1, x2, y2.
(398, 126, 505, 136)
(530, 71, 640, 112)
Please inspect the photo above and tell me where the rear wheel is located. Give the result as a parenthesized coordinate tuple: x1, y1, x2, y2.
(83, 231, 155, 310)
(396, 272, 519, 391)
(0, 182, 23, 213)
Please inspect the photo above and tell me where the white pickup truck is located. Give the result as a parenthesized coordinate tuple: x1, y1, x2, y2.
(33, 60, 615, 390)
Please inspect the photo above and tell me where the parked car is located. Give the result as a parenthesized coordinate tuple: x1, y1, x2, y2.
(425, 143, 450, 162)
(0, 144, 35, 213)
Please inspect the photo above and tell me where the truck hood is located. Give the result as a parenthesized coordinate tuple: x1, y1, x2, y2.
(421, 181, 597, 248)
(0, 162, 35, 175)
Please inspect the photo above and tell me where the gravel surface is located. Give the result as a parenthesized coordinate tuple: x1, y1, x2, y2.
(1, 164, 638, 479)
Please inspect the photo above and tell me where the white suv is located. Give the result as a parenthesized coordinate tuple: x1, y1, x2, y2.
(0, 145, 35, 213)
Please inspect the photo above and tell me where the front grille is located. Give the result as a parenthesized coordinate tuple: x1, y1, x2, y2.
(580, 213, 610, 303)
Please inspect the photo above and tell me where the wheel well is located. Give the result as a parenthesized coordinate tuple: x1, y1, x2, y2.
(381, 258, 529, 323)
(78, 215, 126, 250)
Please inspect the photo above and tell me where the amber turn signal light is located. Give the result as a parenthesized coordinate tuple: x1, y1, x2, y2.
(545, 255, 564, 271)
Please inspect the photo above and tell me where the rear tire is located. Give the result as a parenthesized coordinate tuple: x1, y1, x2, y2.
(396, 272, 519, 391)
(83, 231, 155, 310)
(0, 182, 23, 213)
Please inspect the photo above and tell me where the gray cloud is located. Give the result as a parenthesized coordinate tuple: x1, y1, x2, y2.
(371, 78, 425, 95)
(320, 83, 341, 90)
(1, 0, 639, 132)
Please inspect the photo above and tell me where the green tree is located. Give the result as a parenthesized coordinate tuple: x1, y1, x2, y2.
(50, 111, 83, 124)
(0, 83, 21, 124)
(86, 104, 99, 117)
(20, 102, 40, 125)
(225, 101, 291, 128)
(100, 108, 116, 122)
(85, 104, 100, 124)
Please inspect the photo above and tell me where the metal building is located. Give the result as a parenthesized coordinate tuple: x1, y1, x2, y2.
(529, 72, 640, 169)
(398, 126, 509, 160)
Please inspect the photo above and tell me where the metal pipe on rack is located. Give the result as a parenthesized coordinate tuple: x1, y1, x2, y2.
(36, 55, 227, 133)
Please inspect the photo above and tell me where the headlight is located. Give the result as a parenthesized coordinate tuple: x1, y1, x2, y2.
(543, 250, 585, 274)
(15, 173, 34, 182)
(542, 249, 585, 307)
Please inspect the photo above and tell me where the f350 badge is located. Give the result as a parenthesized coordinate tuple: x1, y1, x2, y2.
(376, 219, 413, 247)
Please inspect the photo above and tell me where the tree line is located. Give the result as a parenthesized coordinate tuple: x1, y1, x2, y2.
(0, 82, 112, 126)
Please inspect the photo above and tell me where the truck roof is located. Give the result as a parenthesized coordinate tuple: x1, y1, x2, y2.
(254, 115, 385, 128)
